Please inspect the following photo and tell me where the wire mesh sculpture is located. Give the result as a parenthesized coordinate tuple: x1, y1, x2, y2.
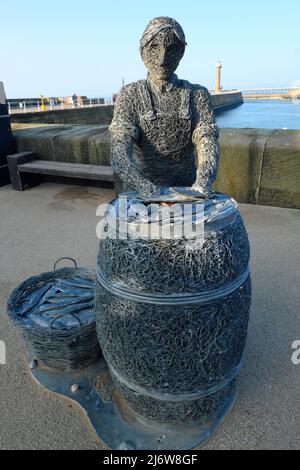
(109, 16, 219, 197)
(95, 17, 251, 441)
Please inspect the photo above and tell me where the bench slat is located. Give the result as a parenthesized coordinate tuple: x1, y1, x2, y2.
(18, 160, 114, 181)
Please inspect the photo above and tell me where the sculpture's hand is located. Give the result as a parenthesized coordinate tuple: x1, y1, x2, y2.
(191, 181, 212, 197)
(139, 181, 160, 199)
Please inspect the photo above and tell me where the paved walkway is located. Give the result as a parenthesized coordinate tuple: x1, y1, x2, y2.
(0, 183, 299, 450)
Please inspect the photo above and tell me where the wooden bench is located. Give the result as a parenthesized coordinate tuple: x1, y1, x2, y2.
(7, 152, 114, 191)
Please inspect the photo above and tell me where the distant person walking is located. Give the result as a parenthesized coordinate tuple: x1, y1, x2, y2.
(72, 93, 78, 108)
(40, 95, 45, 112)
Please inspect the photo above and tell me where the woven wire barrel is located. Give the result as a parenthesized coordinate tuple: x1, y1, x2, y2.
(95, 189, 251, 428)
(7, 259, 101, 370)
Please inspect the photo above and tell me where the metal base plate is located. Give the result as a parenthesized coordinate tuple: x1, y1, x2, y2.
(29, 355, 237, 450)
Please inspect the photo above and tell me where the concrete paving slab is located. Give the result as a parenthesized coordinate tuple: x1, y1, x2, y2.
(0, 183, 299, 449)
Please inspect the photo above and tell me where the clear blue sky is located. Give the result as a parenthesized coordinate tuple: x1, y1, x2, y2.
(1, 0, 299, 98)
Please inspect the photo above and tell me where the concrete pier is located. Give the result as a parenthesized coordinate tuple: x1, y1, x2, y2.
(211, 91, 243, 111)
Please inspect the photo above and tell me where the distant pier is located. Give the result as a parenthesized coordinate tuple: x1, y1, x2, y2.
(241, 87, 300, 99)
(10, 90, 243, 125)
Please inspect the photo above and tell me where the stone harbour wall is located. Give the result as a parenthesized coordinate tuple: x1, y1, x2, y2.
(13, 124, 111, 166)
(215, 128, 300, 209)
(12, 125, 300, 209)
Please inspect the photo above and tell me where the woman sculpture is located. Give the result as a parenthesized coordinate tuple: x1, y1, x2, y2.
(109, 16, 220, 197)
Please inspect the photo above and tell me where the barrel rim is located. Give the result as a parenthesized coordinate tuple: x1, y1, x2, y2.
(105, 191, 239, 236)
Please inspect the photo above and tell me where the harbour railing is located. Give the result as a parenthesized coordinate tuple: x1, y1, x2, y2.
(7, 97, 111, 114)
(210, 89, 240, 94)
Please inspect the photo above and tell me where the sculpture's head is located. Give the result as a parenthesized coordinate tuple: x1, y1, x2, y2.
(140, 17, 186, 80)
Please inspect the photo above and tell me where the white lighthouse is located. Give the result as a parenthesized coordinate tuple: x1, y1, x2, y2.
(216, 61, 222, 93)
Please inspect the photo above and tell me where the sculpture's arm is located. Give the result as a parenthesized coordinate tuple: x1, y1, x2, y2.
(110, 133, 158, 196)
(109, 86, 159, 197)
(191, 88, 220, 194)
